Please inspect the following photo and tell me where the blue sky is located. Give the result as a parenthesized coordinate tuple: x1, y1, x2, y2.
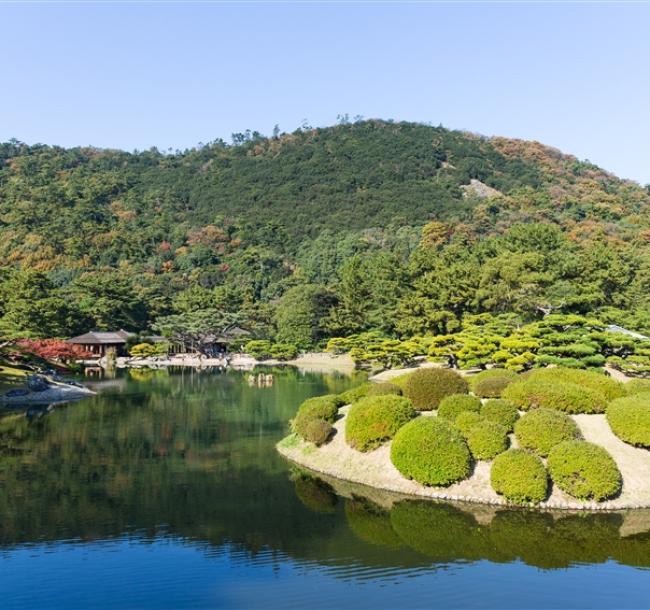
(2, 2, 649, 184)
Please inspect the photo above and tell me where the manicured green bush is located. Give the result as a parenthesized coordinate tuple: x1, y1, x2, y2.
(437, 394, 481, 420)
(366, 382, 403, 397)
(338, 383, 372, 405)
(345, 395, 415, 451)
(454, 411, 484, 436)
(269, 342, 299, 360)
(525, 367, 625, 402)
(547, 441, 622, 501)
(298, 418, 334, 445)
(292, 394, 343, 443)
(390, 417, 471, 486)
(469, 369, 518, 398)
(514, 408, 581, 457)
(625, 379, 650, 396)
(491, 449, 548, 504)
(402, 368, 469, 411)
(606, 394, 650, 448)
(481, 399, 520, 432)
(502, 378, 607, 414)
(465, 420, 509, 460)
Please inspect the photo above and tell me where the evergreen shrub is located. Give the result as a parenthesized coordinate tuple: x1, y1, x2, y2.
(547, 441, 622, 501)
(403, 368, 468, 411)
(606, 394, 650, 448)
(469, 369, 518, 398)
(481, 399, 520, 432)
(438, 394, 481, 420)
(345, 395, 415, 451)
(390, 417, 471, 486)
(299, 418, 334, 445)
(292, 394, 343, 443)
(454, 411, 484, 435)
(514, 408, 581, 456)
(338, 383, 372, 405)
(502, 378, 607, 414)
(490, 449, 548, 504)
(525, 367, 625, 401)
(466, 420, 509, 460)
(367, 382, 403, 397)
(625, 379, 650, 396)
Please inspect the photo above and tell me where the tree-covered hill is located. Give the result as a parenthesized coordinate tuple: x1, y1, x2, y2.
(0, 119, 648, 343)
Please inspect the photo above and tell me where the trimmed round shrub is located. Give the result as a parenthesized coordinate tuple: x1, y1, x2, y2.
(338, 383, 372, 405)
(514, 408, 581, 457)
(469, 369, 518, 398)
(437, 394, 481, 420)
(465, 420, 509, 460)
(455, 411, 484, 436)
(292, 394, 343, 443)
(625, 379, 650, 396)
(607, 394, 650, 448)
(391, 417, 471, 486)
(491, 449, 548, 504)
(502, 378, 607, 414)
(524, 367, 625, 401)
(402, 368, 469, 411)
(481, 399, 520, 432)
(299, 418, 333, 445)
(345, 395, 415, 451)
(366, 382, 403, 397)
(547, 441, 622, 501)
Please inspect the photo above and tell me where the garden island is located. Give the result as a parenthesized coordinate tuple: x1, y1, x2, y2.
(279, 363, 650, 510)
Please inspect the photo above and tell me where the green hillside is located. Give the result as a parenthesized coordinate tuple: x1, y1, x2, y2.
(0, 119, 649, 344)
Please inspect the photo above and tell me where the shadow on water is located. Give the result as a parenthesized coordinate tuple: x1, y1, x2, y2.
(1, 365, 649, 578)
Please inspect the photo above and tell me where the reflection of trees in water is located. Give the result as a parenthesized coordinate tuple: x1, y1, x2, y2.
(339, 493, 650, 570)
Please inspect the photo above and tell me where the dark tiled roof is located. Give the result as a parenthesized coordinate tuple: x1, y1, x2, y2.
(68, 330, 134, 345)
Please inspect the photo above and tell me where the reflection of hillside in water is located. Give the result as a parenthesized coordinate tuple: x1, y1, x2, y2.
(1, 366, 649, 577)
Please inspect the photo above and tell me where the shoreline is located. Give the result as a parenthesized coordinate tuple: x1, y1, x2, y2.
(277, 404, 650, 512)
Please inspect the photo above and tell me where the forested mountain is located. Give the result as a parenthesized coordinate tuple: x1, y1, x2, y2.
(1, 119, 649, 344)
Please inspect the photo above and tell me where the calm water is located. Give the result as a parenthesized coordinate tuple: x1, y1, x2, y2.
(0, 367, 649, 610)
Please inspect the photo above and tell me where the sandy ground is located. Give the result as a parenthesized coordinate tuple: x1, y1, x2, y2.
(278, 405, 650, 511)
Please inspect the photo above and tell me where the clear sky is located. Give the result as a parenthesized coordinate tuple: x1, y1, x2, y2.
(2, 1, 649, 184)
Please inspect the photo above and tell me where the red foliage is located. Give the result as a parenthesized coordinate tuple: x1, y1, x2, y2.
(16, 339, 92, 362)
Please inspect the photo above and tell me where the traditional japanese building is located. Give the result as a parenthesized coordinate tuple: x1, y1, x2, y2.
(67, 330, 134, 357)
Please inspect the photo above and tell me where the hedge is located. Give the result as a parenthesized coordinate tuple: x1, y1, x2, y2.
(481, 399, 520, 432)
(403, 368, 469, 411)
(338, 383, 372, 405)
(455, 411, 484, 436)
(345, 395, 415, 451)
(292, 394, 343, 443)
(514, 408, 581, 457)
(437, 394, 481, 420)
(502, 378, 607, 414)
(469, 369, 518, 398)
(390, 417, 471, 486)
(524, 367, 625, 402)
(547, 441, 622, 501)
(366, 382, 403, 397)
(490, 449, 548, 504)
(625, 379, 650, 396)
(606, 394, 650, 448)
(465, 420, 509, 460)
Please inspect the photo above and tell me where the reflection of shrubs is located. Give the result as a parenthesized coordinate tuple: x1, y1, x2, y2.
(503, 378, 607, 414)
(547, 441, 622, 501)
(292, 394, 343, 444)
(367, 382, 403, 397)
(455, 411, 483, 435)
(403, 368, 468, 411)
(491, 449, 548, 504)
(469, 369, 518, 398)
(338, 383, 372, 405)
(390, 417, 471, 486)
(438, 394, 481, 420)
(292, 473, 338, 513)
(514, 408, 580, 457)
(465, 420, 509, 460)
(344, 497, 402, 548)
(481, 399, 519, 432)
(607, 395, 650, 448)
(345, 395, 415, 451)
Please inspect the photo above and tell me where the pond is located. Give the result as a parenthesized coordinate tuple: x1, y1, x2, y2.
(0, 367, 649, 609)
